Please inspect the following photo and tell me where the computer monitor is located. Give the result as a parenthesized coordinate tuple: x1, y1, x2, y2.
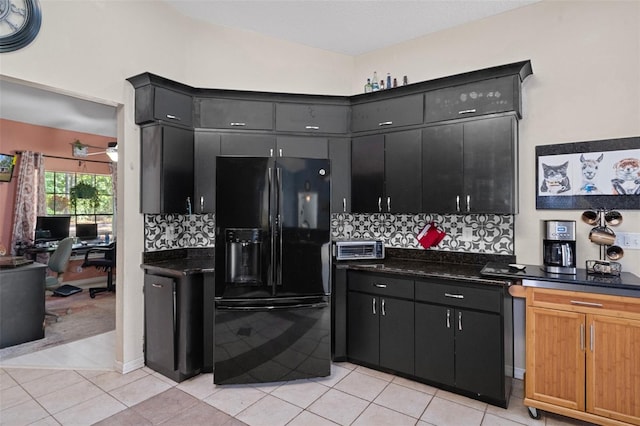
(76, 223, 98, 241)
(35, 216, 71, 243)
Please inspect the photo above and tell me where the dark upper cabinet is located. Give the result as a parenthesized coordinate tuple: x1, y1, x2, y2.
(276, 103, 349, 134)
(329, 138, 351, 213)
(422, 116, 517, 214)
(351, 94, 423, 133)
(424, 75, 521, 123)
(196, 98, 274, 130)
(141, 124, 194, 214)
(219, 133, 275, 156)
(276, 135, 328, 158)
(352, 130, 422, 213)
(194, 132, 221, 214)
(135, 86, 193, 127)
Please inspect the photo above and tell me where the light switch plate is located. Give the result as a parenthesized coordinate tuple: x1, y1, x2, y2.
(614, 232, 640, 250)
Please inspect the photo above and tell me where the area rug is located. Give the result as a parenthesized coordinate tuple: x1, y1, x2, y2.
(0, 287, 115, 362)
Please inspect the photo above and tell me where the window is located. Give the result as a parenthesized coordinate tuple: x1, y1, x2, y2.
(44, 171, 113, 238)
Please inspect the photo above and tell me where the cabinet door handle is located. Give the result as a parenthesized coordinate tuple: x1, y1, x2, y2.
(456, 195, 460, 212)
(445, 293, 464, 299)
(446, 309, 451, 328)
(342, 198, 346, 212)
(279, 148, 283, 157)
(166, 114, 181, 121)
(458, 311, 463, 331)
(378, 197, 382, 212)
(200, 196, 204, 212)
(378, 121, 393, 126)
(580, 323, 585, 351)
(570, 300, 604, 308)
(381, 299, 386, 316)
(374, 283, 387, 288)
(466, 195, 471, 212)
(230, 122, 246, 127)
(458, 109, 477, 115)
(372, 297, 376, 315)
(590, 323, 595, 352)
(152, 283, 163, 288)
(305, 125, 320, 130)
(387, 197, 391, 212)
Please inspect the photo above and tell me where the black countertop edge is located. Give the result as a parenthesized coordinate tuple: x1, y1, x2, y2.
(481, 262, 640, 297)
(141, 248, 215, 275)
(384, 247, 516, 266)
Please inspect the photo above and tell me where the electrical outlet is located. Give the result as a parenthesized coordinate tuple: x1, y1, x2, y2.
(461, 226, 474, 241)
(614, 232, 640, 250)
(165, 225, 175, 240)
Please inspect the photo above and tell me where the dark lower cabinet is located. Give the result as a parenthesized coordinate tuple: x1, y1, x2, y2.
(144, 272, 204, 382)
(415, 303, 503, 401)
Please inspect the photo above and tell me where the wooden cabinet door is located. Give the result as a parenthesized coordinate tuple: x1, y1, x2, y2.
(351, 134, 384, 213)
(198, 98, 273, 130)
(422, 124, 463, 213)
(526, 306, 585, 411)
(385, 130, 422, 213)
(329, 138, 350, 213)
(194, 132, 220, 213)
(144, 274, 176, 372)
(587, 314, 640, 424)
(415, 302, 455, 387)
(275, 135, 328, 159)
(276, 103, 349, 134)
(351, 95, 423, 133)
(220, 133, 275, 157)
(455, 309, 503, 400)
(379, 297, 414, 375)
(348, 292, 379, 366)
(463, 116, 516, 214)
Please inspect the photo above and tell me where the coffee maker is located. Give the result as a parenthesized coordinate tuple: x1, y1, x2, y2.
(543, 220, 577, 274)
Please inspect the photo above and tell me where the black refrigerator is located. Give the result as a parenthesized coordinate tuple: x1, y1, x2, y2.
(214, 156, 332, 385)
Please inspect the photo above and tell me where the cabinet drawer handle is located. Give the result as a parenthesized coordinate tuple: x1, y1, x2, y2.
(230, 122, 246, 127)
(570, 300, 603, 308)
(374, 283, 387, 288)
(378, 121, 393, 126)
(152, 283, 163, 288)
(445, 293, 464, 299)
(305, 125, 320, 130)
(166, 114, 181, 121)
(458, 109, 477, 115)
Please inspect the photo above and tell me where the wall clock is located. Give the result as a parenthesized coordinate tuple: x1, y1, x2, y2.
(0, 0, 41, 53)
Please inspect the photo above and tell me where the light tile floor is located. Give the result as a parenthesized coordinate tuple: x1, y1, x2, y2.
(0, 332, 596, 426)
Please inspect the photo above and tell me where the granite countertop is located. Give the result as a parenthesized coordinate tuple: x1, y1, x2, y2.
(141, 248, 214, 276)
(481, 262, 640, 297)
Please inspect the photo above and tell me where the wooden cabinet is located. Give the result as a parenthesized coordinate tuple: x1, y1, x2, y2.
(135, 86, 193, 127)
(351, 94, 423, 133)
(140, 124, 194, 214)
(424, 75, 521, 123)
(415, 279, 510, 407)
(193, 131, 220, 213)
(347, 271, 414, 375)
(525, 287, 640, 425)
(329, 138, 351, 213)
(422, 115, 517, 214)
(276, 103, 349, 134)
(196, 98, 273, 130)
(275, 135, 328, 158)
(351, 129, 422, 213)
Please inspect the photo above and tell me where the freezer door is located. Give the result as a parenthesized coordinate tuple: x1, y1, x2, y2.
(214, 297, 331, 384)
(215, 157, 273, 298)
(275, 157, 331, 297)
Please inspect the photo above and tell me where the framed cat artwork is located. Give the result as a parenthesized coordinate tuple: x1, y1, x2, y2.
(536, 136, 640, 210)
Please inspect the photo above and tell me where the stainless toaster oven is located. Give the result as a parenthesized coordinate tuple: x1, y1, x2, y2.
(334, 240, 385, 260)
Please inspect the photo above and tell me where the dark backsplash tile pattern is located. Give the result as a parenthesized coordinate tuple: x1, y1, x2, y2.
(144, 212, 514, 256)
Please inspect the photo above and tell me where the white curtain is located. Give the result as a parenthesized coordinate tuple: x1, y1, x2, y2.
(11, 152, 45, 255)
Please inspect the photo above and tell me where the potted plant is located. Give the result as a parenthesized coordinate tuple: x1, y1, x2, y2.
(70, 181, 100, 210)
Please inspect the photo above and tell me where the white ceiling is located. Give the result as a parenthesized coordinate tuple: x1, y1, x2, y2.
(163, 0, 538, 56)
(1, 0, 538, 136)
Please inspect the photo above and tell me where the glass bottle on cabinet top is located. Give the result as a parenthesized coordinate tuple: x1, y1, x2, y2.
(364, 78, 372, 93)
(372, 71, 380, 91)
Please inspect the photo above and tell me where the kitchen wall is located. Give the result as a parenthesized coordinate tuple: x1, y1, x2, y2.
(2, 0, 637, 374)
(145, 213, 514, 255)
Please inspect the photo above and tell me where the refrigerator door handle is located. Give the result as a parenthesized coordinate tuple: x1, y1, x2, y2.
(276, 167, 283, 287)
(216, 301, 329, 311)
(268, 167, 276, 290)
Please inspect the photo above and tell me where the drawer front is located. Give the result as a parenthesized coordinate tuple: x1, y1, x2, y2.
(348, 271, 414, 299)
(197, 98, 274, 130)
(276, 103, 349, 134)
(424, 76, 519, 123)
(154, 87, 193, 127)
(352, 94, 423, 133)
(527, 287, 640, 318)
(415, 280, 502, 313)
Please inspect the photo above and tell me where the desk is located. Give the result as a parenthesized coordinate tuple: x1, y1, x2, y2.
(23, 242, 111, 260)
(0, 262, 46, 348)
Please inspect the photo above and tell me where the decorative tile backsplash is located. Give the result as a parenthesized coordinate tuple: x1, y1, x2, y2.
(145, 212, 513, 255)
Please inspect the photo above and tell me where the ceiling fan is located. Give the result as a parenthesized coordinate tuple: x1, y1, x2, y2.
(73, 141, 118, 162)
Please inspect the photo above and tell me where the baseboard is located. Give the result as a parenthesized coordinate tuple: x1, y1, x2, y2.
(116, 357, 145, 374)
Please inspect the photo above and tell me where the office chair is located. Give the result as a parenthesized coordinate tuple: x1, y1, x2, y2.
(82, 242, 116, 298)
(45, 237, 74, 320)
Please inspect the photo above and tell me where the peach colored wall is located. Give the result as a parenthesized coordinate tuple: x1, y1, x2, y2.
(0, 118, 114, 253)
